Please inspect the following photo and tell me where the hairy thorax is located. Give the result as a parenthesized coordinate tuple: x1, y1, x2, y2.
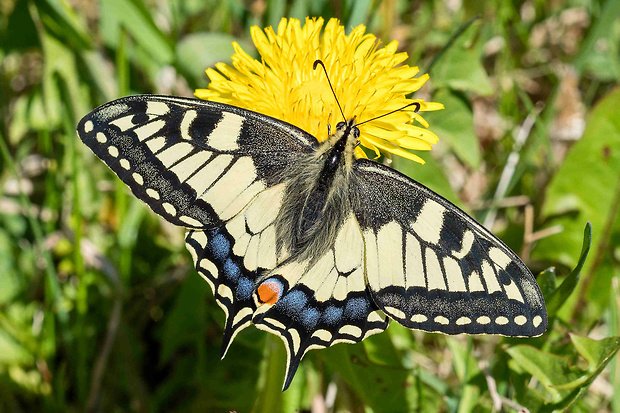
(275, 120, 358, 264)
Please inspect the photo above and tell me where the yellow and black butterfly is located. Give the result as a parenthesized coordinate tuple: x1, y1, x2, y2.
(78, 91, 547, 390)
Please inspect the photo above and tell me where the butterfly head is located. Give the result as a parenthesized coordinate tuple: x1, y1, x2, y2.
(328, 118, 359, 159)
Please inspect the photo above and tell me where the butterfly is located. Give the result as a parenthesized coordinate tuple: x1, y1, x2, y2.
(78, 94, 547, 390)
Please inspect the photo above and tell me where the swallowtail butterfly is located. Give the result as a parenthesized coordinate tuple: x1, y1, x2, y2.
(78, 94, 547, 390)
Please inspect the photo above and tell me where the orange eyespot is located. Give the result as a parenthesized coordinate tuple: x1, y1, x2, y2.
(257, 280, 282, 305)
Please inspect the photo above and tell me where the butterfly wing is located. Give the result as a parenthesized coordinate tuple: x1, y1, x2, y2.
(185, 182, 291, 355)
(77, 95, 317, 228)
(251, 211, 389, 390)
(351, 159, 547, 336)
(78, 95, 318, 352)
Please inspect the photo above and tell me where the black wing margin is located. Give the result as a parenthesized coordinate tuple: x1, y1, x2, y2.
(351, 159, 547, 337)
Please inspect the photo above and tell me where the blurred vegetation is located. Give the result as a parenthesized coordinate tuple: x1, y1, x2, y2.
(1, 0, 620, 412)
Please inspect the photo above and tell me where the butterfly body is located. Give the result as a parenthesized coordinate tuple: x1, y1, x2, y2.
(78, 95, 547, 390)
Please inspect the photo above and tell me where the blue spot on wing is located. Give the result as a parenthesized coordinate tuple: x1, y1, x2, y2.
(344, 298, 368, 319)
(322, 306, 343, 325)
(300, 307, 320, 330)
(223, 258, 240, 281)
(277, 290, 307, 313)
(236, 277, 254, 300)
(209, 232, 230, 261)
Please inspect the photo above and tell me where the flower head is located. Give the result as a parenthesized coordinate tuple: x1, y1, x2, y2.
(195, 17, 443, 163)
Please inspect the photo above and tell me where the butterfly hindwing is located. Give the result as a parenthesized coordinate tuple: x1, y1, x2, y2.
(252, 212, 389, 390)
(185, 182, 291, 355)
(77, 95, 317, 229)
(352, 159, 547, 336)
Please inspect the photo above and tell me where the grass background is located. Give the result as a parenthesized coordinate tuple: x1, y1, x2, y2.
(1, 0, 620, 412)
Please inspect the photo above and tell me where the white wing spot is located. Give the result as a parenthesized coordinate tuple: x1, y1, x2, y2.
(179, 216, 203, 227)
(456, 317, 471, 325)
(434, 316, 449, 325)
(146, 188, 160, 200)
(96, 132, 107, 143)
(384, 306, 406, 319)
(84, 120, 93, 133)
(453, 230, 474, 259)
(495, 316, 509, 325)
(146, 101, 170, 116)
(132, 173, 144, 185)
(180, 110, 197, 139)
(162, 202, 177, 216)
(367, 311, 384, 323)
(119, 159, 130, 170)
(290, 329, 301, 354)
(410, 314, 428, 323)
(489, 247, 513, 270)
(217, 284, 233, 302)
(533, 315, 543, 328)
(476, 316, 491, 325)
(264, 318, 286, 330)
(312, 329, 333, 342)
(411, 199, 446, 245)
(208, 112, 245, 151)
(338, 325, 362, 338)
(189, 231, 208, 248)
(514, 315, 527, 326)
(108, 146, 119, 158)
(110, 115, 134, 131)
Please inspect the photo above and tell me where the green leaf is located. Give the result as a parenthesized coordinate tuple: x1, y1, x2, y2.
(552, 334, 620, 391)
(537, 266, 557, 301)
(571, 334, 620, 372)
(545, 222, 592, 317)
(430, 24, 493, 96)
(321, 343, 411, 412)
(100, 0, 174, 65)
(533, 87, 620, 316)
(425, 89, 481, 168)
(2, 0, 39, 51)
(36, 0, 92, 50)
(506, 345, 584, 401)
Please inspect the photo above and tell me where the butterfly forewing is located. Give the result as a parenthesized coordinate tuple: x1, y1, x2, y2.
(352, 159, 547, 336)
(77, 95, 317, 228)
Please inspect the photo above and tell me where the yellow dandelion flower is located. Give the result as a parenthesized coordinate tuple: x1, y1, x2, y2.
(195, 17, 443, 164)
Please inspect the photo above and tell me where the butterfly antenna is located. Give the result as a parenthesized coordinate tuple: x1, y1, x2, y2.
(313, 59, 347, 122)
(356, 102, 421, 127)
